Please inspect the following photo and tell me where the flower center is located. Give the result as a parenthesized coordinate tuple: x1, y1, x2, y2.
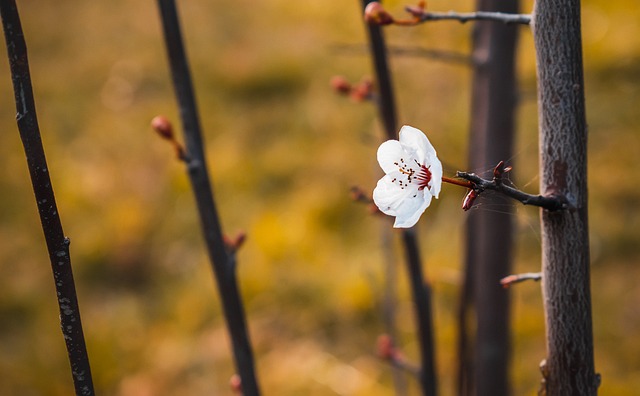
(392, 158, 432, 191)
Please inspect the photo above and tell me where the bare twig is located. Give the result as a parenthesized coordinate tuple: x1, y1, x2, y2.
(0, 2, 94, 395)
(409, 9, 531, 25)
(500, 272, 542, 288)
(156, 1, 260, 394)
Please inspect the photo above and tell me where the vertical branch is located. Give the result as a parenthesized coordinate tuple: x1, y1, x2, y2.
(532, 0, 597, 394)
(459, 0, 519, 395)
(401, 230, 438, 396)
(155, 1, 260, 394)
(0, 2, 94, 395)
(361, 1, 437, 395)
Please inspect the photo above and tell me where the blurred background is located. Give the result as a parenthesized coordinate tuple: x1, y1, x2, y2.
(0, 0, 638, 394)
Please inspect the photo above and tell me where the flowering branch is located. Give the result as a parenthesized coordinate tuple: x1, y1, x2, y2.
(0, 2, 95, 395)
(454, 161, 570, 212)
(156, 1, 260, 394)
(361, 1, 438, 394)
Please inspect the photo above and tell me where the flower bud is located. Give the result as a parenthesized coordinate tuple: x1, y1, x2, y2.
(376, 334, 395, 360)
(330, 75, 352, 95)
(230, 374, 242, 394)
(151, 115, 174, 140)
(364, 2, 394, 26)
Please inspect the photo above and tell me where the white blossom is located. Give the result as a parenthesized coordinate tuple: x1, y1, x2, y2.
(373, 125, 443, 228)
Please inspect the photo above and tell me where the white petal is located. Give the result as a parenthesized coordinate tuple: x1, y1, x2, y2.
(377, 140, 407, 175)
(399, 125, 437, 165)
(426, 152, 443, 198)
(373, 175, 432, 228)
(393, 191, 432, 228)
(373, 175, 413, 215)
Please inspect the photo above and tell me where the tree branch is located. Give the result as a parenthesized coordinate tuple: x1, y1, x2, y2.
(155, 1, 260, 394)
(364, 2, 530, 26)
(408, 9, 531, 25)
(0, 2, 94, 395)
(500, 272, 542, 288)
(455, 163, 569, 212)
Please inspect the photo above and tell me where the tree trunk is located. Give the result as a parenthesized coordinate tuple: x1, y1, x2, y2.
(458, 1, 519, 395)
(532, 1, 598, 394)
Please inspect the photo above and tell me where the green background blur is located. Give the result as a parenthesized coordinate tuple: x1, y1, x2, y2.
(0, 0, 638, 394)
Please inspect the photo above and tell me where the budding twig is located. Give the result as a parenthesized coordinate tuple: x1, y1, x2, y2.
(364, 1, 531, 27)
(455, 162, 570, 212)
(0, 2, 95, 395)
(156, 1, 260, 394)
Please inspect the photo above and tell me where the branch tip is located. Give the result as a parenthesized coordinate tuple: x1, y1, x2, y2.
(500, 272, 542, 288)
(151, 115, 187, 161)
(455, 163, 568, 211)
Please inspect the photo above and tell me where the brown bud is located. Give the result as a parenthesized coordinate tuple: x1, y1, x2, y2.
(330, 75, 352, 95)
(224, 231, 247, 253)
(462, 189, 478, 211)
(376, 334, 395, 360)
(364, 2, 395, 26)
(151, 115, 174, 140)
(350, 78, 374, 102)
(230, 374, 242, 394)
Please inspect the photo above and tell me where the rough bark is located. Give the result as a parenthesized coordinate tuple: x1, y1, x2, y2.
(532, 1, 598, 394)
(457, 1, 519, 395)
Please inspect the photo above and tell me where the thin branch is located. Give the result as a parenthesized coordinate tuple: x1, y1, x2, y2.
(0, 2, 94, 395)
(409, 9, 531, 25)
(500, 272, 542, 288)
(364, 2, 530, 26)
(455, 167, 569, 211)
(155, 1, 260, 394)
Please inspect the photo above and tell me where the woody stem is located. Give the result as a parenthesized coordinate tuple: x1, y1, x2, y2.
(442, 176, 474, 189)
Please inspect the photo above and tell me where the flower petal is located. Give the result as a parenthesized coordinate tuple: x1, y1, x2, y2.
(426, 152, 443, 198)
(392, 191, 432, 228)
(377, 140, 407, 175)
(373, 174, 414, 215)
(373, 175, 432, 228)
(398, 125, 437, 164)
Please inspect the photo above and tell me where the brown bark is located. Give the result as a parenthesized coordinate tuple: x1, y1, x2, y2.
(532, 1, 598, 394)
(457, 1, 519, 395)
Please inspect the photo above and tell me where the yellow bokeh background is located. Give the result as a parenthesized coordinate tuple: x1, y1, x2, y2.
(0, 0, 639, 394)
